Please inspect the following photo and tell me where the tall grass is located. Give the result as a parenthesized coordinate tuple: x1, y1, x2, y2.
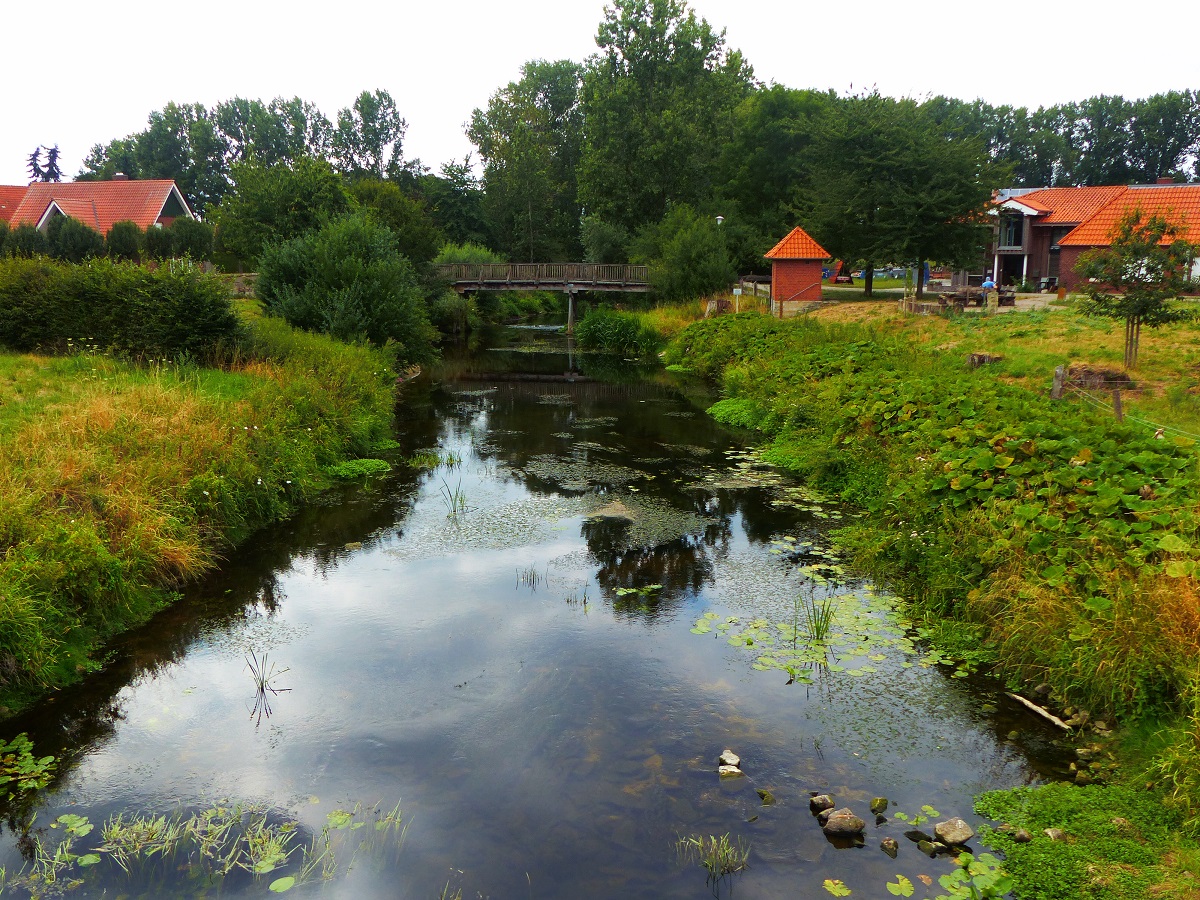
(0, 315, 396, 712)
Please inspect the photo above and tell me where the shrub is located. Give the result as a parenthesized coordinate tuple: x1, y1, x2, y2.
(575, 308, 662, 356)
(350, 179, 444, 266)
(632, 205, 735, 302)
(47, 217, 106, 263)
(0, 221, 7, 256)
(255, 214, 437, 366)
(169, 217, 214, 261)
(144, 224, 175, 260)
(4, 224, 48, 258)
(581, 215, 629, 264)
(0, 256, 240, 357)
(106, 220, 144, 262)
(433, 241, 505, 266)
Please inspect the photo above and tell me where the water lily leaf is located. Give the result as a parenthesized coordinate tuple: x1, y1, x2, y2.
(823, 879, 852, 896)
(886, 874, 914, 897)
(269, 876, 296, 893)
(78, 853, 101, 867)
(326, 810, 354, 829)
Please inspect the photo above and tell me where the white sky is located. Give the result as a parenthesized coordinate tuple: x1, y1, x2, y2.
(2, 0, 1196, 187)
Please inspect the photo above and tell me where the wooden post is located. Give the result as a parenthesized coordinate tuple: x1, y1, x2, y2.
(1051, 365, 1065, 400)
(566, 286, 577, 334)
(1112, 389, 1124, 423)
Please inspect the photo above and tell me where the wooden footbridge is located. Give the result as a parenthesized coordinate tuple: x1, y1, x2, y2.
(436, 263, 651, 294)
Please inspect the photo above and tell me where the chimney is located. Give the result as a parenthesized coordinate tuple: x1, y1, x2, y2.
(112, 172, 129, 181)
(1157, 176, 1175, 185)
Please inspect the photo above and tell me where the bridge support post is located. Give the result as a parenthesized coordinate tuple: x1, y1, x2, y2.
(566, 284, 578, 334)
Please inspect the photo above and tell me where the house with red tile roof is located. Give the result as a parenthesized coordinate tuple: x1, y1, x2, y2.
(0, 178, 194, 236)
(764, 225, 830, 317)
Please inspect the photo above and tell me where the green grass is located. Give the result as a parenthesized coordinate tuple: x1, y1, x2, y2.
(0, 313, 397, 714)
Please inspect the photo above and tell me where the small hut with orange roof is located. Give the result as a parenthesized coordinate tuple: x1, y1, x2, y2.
(764, 225, 830, 317)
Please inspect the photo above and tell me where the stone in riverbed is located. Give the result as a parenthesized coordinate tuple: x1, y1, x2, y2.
(881, 837, 899, 858)
(934, 817, 975, 846)
(1013, 828, 1032, 843)
(822, 808, 865, 837)
(719, 749, 741, 768)
(756, 788, 775, 805)
(870, 797, 888, 814)
(718, 765, 744, 778)
(810, 794, 835, 814)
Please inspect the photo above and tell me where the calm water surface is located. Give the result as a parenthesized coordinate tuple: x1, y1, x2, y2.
(0, 329, 1068, 898)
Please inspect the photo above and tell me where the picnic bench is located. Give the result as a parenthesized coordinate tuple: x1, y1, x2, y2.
(938, 287, 1016, 310)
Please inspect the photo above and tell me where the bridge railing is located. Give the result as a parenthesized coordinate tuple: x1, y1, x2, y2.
(436, 263, 650, 287)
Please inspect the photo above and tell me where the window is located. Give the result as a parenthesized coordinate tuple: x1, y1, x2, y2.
(1000, 215, 1023, 249)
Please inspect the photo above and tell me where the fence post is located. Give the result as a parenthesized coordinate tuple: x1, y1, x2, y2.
(1112, 389, 1124, 423)
(1051, 365, 1065, 400)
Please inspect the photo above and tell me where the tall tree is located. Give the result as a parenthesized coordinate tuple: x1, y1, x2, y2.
(333, 90, 406, 180)
(469, 59, 584, 261)
(26, 148, 43, 182)
(269, 96, 334, 161)
(579, 0, 755, 232)
(134, 102, 228, 213)
(1077, 210, 1197, 368)
(42, 145, 63, 182)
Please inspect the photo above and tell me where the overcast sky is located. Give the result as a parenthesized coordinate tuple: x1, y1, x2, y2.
(3, 0, 1196, 188)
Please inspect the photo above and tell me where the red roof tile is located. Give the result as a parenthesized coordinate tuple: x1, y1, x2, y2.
(1009, 186, 1127, 225)
(0, 185, 28, 224)
(1060, 185, 1200, 246)
(8, 179, 190, 235)
(764, 225, 830, 260)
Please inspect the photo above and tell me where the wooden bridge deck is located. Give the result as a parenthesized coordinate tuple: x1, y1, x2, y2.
(437, 264, 651, 293)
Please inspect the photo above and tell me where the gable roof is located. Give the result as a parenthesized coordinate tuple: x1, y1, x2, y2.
(1060, 185, 1200, 246)
(764, 225, 830, 260)
(1009, 186, 1128, 225)
(6, 179, 192, 235)
(0, 185, 27, 224)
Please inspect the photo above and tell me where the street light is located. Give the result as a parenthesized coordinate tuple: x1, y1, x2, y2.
(715, 215, 725, 226)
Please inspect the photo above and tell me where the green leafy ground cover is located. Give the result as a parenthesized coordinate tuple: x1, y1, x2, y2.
(0, 312, 396, 714)
(666, 313, 1200, 842)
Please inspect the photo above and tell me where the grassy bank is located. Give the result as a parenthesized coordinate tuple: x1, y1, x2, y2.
(665, 312, 1200, 833)
(0, 311, 396, 714)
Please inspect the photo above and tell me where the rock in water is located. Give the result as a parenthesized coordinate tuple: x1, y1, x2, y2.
(881, 837, 899, 858)
(822, 808, 866, 837)
(718, 765, 744, 778)
(809, 794, 835, 814)
(719, 749, 741, 768)
(756, 788, 775, 805)
(870, 797, 888, 814)
(934, 817, 975, 846)
(1013, 828, 1032, 843)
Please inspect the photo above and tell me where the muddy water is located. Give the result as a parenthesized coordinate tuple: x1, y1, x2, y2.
(0, 329, 1067, 898)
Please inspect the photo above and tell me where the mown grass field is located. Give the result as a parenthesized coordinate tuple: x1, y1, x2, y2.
(0, 311, 397, 713)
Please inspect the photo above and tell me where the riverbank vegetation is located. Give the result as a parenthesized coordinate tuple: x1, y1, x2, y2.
(0, 271, 397, 714)
(665, 311, 1200, 832)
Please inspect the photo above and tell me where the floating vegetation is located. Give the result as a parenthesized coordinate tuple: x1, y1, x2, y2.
(0, 733, 55, 799)
(451, 388, 497, 398)
(325, 458, 392, 479)
(551, 432, 574, 439)
(615, 584, 662, 598)
(405, 450, 443, 469)
(585, 494, 715, 551)
(658, 442, 716, 458)
(536, 394, 575, 406)
(571, 440, 619, 454)
(571, 416, 618, 429)
(2, 801, 405, 897)
(676, 833, 749, 880)
(386, 495, 589, 560)
(664, 411, 696, 418)
(520, 454, 644, 491)
(369, 438, 402, 453)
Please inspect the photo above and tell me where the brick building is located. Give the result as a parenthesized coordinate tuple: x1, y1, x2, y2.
(764, 226, 829, 317)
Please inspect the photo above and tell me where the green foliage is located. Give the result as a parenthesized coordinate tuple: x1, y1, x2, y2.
(325, 458, 391, 479)
(332, 89, 406, 179)
(433, 241, 505, 266)
(676, 833, 749, 878)
(1077, 210, 1198, 368)
(974, 783, 1179, 900)
(575, 309, 662, 356)
(633, 204, 735, 301)
(0, 733, 56, 797)
(169, 217, 215, 261)
(580, 215, 629, 264)
(933, 852, 1013, 899)
(215, 157, 350, 265)
(3, 224, 47, 258)
(255, 214, 436, 364)
(668, 313, 1200, 721)
(144, 223, 175, 260)
(349, 179, 443, 266)
(47, 216, 106, 263)
(105, 220, 144, 262)
(0, 256, 240, 357)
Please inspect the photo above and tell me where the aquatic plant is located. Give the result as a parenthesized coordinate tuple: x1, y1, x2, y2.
(246, 650, 291, 724)
(676, 833, 749, 878)
(517, 565, 542, 590)
(439, 478, 470, 522)
(0, 733, 55, 798)
(405, 450, 442, 469)
(325, 458, 392, 479)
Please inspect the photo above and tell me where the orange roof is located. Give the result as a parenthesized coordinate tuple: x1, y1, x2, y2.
(0, 185, 27, 224)
(1060, 185, 1200, 246)
(764, 225, 830, 260)
(1009, 186, 1127, 224)
(7, 179, 191, 235)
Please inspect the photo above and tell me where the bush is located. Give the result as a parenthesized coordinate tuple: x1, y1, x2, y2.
(106, 221, 144, 262)
(433, 241, 505, 265)
(581, 216, 629, 264)
(169, 217, 214, 261)
(144, 224, 175, 260)
(575, 308, 662, 356)
(350, 179, 444, 266)
(0, 256, 240, 357)
(47, 217, 105, 263)
(632, 205, 735, 302)
(255, 214, 437, 365)
(4, 224, 48, 258)
(0, 222, 7, 256)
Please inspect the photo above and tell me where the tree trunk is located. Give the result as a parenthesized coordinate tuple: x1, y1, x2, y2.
(915, 259, 926, 299)
(864, 261, 874, 298)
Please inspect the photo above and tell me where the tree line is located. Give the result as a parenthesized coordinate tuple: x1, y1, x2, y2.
(49, 0, 1200, 302)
